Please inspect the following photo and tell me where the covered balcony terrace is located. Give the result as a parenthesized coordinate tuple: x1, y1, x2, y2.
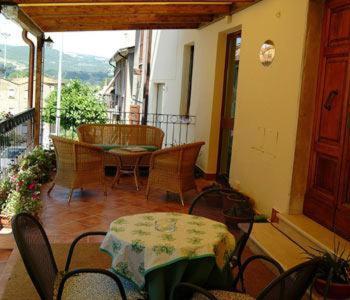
(0, 0, 338, 299)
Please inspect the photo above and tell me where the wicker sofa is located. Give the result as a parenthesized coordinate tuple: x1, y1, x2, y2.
(77, 124, 165, 166)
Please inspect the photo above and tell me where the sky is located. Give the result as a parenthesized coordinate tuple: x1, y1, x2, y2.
(0, 14, 135, 58)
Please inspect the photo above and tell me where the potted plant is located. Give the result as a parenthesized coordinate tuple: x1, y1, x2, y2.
(18, 147, 56, 183)
(308, 244, 350, 299)
(0, 147, 54, 228)
(201, 183, 225, 208)
(0, 168, 41, 227)
(222, 190, 254, 228)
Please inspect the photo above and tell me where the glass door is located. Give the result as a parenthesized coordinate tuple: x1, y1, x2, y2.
(217, 32, 241, 181)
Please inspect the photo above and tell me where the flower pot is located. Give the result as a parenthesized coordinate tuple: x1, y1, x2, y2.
(223, 191, 250, 208)
(314, 278, 350, 299)
(0, 215, 12, 228)
(223, 209, 251, 229)
(0, 213, 40, 229)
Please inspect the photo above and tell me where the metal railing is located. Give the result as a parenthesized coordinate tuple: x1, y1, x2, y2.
(40, 108, 196, 148)
(0, 108, 35, 176)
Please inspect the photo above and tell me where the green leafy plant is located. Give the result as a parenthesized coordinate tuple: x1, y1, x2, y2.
(307, 243, 350, 284)
(1, 168, 41, 217)
(42, 80, 107, 132)
(305, 242, 350, 299)
(0, 147, 55, 219)
(18, 147, 55, 183)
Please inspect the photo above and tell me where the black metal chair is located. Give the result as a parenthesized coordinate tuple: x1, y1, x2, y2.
(11, 213, 142, 300)
(174, 257, 320, 300)
(189, 188, 255, 280)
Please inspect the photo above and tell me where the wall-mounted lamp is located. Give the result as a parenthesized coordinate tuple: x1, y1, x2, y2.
(43, 36, 54, 44)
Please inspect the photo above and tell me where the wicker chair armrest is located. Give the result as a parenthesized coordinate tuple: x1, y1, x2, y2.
(173, 282, 217, 300)
(234, 255, 284, 293)
(65, 231, 107, 271)
(57, 268, 127, 300)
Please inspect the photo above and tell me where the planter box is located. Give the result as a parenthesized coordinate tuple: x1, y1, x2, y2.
(223, 209, 251, 229)
(315, 278, 350, 299)
(0, 215, 11, 229)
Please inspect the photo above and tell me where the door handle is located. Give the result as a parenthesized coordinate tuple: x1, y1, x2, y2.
(323, 90, 338, 111)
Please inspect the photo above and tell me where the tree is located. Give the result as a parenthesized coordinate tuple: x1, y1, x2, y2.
(43, 80, 107, 132)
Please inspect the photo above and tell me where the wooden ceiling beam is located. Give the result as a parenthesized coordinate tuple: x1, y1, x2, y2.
(21, 4, 231, 16)
(31, 14, 214, 27)
(33, 15, 213, 25)
(15, 0, 252, 4)
(40, 22, 201, 31)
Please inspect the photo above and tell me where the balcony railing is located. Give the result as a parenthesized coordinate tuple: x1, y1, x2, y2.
(40, 108, 196, 148)
(0, 108, 35, 176)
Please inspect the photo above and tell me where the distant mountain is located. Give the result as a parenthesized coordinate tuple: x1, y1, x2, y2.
(0, 44, 112, 85)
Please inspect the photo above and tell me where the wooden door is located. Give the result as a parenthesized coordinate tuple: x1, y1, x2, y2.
(217, 32, 241, 180)
(304, 0, 350, 238)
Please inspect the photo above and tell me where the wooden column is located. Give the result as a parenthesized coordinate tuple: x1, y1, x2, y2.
(34, 36, 44, 146)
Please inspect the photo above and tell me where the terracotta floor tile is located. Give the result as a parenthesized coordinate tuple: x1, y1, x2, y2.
(0, 176, 276, 299)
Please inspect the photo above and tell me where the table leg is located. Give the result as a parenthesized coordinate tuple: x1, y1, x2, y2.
(134, 156, 142, 191)
(112, 167, 121, 188)
(111, 154, 122, 189)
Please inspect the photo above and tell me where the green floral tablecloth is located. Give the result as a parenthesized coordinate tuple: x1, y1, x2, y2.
(100, 212, 235, 288)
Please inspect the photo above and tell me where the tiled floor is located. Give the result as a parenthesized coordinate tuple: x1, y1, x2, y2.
(40, 175, 208, 242)
(0, 174, 277, 298)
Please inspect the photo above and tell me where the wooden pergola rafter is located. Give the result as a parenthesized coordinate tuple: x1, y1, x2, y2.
(0, 0, 259, 145)
(6, 0, 258, 32)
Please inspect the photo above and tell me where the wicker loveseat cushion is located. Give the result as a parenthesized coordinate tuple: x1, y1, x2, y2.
(94, 144, 159, 152)
(94, 144, 120, 151)
(59, 272, 143, 300)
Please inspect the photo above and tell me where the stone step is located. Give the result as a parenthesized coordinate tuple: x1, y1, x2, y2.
(274, 213, 350, 255)
(249, 222, 306, 270)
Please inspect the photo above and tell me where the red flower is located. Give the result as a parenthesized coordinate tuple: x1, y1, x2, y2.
(28, 183, 36, 190)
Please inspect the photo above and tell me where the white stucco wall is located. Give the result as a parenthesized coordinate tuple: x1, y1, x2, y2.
(149, 30, 182, 115)
(149, 0, 310, 215)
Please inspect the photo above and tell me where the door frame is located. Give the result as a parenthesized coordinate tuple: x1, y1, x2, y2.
(216, 31, 241, 178)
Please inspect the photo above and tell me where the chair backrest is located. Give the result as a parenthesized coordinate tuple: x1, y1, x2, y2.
(257, 258, 321, 300)
(189, 188, 232, 222)
(77, 124, 164, 148)
(51, 135, 75, 171)
(51, 135, 103, 172)
(12, 213, 58, 300)
(189, 188, 254, 267)
(151, 141, 205, 173)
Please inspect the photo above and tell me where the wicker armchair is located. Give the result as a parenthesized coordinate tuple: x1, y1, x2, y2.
(77, 124, 164, 167)
(48, 135, 106, 203)
(146, 141, 205, 206)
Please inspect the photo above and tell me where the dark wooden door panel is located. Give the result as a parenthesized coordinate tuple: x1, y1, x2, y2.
(327, 1, 350, 47)
(314, 153, 338, 195)
(334, 208, 350, 240)
(304, 0, 350, 239)
(304, 196, 334, 230)
(318, 57, 348, 144)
